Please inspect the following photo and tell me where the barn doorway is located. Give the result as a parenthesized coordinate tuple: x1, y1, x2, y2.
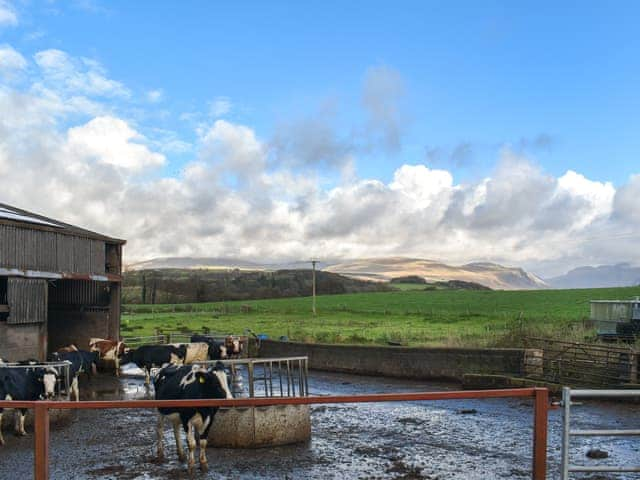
(47, 280, 114, 352)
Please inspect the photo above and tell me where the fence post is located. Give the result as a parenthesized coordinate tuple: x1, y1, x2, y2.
(34, 402, 50, 480)
(532, 387, 548, 480)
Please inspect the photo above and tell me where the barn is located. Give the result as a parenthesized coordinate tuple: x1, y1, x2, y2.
(0, 203, 125, 361)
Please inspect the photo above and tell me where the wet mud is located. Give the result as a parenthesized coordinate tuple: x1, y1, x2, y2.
(0, 370, 639, 479)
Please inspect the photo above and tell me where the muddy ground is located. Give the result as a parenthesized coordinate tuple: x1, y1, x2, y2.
(0, 370, 639, 479)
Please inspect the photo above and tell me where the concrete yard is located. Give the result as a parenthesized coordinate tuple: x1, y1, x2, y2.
(0, 370, 639, 479)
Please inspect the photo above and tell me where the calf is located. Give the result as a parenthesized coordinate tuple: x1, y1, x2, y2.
(190, 335, 228, 360)
(49, 350, 99, 401)
(154, 363, 232, 472)
(0, 366, 58, 445)
(224, 336, 243, 358)
(120, 345, 187, 385)
(89, 338, 128, 377)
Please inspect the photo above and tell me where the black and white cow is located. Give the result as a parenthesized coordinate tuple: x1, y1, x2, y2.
(189, 335, 228, 360)
(154, 362, 232, 472)
(48, 350, 99, 401)
(120, 345, 187, 385)
(0, 365, 58, 445)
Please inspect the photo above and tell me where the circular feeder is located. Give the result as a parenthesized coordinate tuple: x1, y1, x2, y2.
(209, 405, 311, 448)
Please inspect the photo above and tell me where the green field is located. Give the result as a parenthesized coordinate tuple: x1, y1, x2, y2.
(121, 286, 640, 347)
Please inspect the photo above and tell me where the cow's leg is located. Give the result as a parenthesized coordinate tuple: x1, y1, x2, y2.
(156, 414, 165, 460)
(186, 421, 196, 473)
(115, 356, 120, 378)
(172, 416, 185, 461)
(144, 368, 151, 386)
(0, 412, 4, 446)
(18, 410, 26, 436)
(14, 410, 26, 436)
(71, 376, 80, 402)
(198, 437, 208, 470)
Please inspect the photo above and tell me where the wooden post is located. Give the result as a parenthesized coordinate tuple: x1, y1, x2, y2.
(532, 388, 548, 480)
(311, 260, 317, 316)
(34, 403, 50, 480)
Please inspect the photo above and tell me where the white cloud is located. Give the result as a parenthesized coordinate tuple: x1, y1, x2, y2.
(146, 88, 163, 103)
(0, 0, 17, 27)
(210, 96, 232, 117)
(0, 44, 26, 78)
(34, 49, 130, 98)
(0, 48, 638, 274)
(66, 116, 165, 171)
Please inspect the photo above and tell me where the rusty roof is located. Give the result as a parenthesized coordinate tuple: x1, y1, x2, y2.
(0, 202, 125, 244)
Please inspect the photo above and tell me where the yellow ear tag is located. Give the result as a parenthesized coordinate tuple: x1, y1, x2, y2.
(199, 377, 205, 383)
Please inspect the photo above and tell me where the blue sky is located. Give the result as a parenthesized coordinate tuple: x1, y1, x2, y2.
(5, 1, 640, 184)
(1, 1, 639, 275)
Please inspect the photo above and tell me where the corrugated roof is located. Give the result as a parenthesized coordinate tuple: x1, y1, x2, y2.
(0, 202, 125, 244)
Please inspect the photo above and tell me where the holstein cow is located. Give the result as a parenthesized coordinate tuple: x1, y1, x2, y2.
(189, 336, 228, 361)
(154, 363, 232, 472)
(0, 365, 58, 445)
(49, 350, 99, 401)
(120, 345, 187, 385)
(89, 338, 128, 377)
(170, 343, 211, 365)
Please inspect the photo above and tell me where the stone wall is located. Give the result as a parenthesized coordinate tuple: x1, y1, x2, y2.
(259, 340, 539, 381)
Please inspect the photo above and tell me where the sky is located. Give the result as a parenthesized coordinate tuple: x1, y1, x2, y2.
(0, 0, 639, 277)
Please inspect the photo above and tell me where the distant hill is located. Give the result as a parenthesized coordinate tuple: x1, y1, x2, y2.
(127, 256, 547, 290)
(325, 257, 547, 290)
(546, 263, 640, 289)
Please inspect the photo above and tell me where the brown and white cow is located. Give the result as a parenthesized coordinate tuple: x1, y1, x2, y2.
(89, 338, 128, 377)
(224, 336, 243, 358)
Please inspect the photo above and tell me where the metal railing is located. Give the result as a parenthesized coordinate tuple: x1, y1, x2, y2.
(561, 387, 640, 478)
(0, 387, 549, 480)
(0, 361, 72, 400)
(198, 356, 309, 397)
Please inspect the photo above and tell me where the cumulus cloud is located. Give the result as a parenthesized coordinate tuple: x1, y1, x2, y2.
(0, 0, 17, 27)
(0, 45, 638, 274)
(0, 44, 26, 79)
(66, 116, 165, 171)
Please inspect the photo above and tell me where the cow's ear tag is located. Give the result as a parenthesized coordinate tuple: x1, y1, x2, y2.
(199, 376, 205, 384)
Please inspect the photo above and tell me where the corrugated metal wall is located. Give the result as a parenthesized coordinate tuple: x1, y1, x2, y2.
(0, 224, 106, 274)
(48, 280, 110, 306)
(7, 277, 47, 325)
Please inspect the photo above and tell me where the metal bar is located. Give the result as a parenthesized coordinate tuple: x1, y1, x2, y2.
(532, 388, 548, 480)
(561, 387, 570, 480)
(34, 403, 49, 480)
(247, 362, 254, 398)
(304, 358, 309, 397)
(278, 361, 283, 397)
(570, 429, 640, 436)
(569, 466, 640, 472)
(0, 388, 543, 410)
(570, 389, 640, 398)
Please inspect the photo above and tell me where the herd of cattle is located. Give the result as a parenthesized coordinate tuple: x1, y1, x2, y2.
(0, 335, 243, 471)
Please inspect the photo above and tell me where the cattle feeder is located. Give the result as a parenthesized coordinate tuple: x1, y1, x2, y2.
(0, 203, 125, 361)
(197, 356, 311, 448)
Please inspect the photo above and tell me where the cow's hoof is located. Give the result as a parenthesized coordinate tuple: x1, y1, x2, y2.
(200, 462, 208, 471)
(178, 453, 186, 462)
(15, 431, 26, 437)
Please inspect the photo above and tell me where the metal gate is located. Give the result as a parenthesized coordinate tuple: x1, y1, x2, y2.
(524, 338, 638, 387)
(560, 387, 640, 478)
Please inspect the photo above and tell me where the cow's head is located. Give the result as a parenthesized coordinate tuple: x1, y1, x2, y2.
(206, 362, 233, 399)
(119, 349, 134, 366)
(34, 367, 59, 399)
(224, 336, 242, 356)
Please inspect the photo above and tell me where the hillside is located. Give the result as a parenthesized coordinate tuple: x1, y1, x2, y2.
(547, 263, 640, 289)
(325, 258, 547, 290)
(122, 268, 389, 304)
(126, 256, 547, 290)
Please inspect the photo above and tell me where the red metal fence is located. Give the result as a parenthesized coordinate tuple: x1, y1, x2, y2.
(0, 387, 549, 480)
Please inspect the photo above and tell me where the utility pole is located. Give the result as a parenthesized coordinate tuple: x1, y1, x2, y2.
(311, 259, 318, 316)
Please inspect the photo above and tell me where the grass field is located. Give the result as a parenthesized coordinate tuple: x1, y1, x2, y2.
(121, 286, 640, 347)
